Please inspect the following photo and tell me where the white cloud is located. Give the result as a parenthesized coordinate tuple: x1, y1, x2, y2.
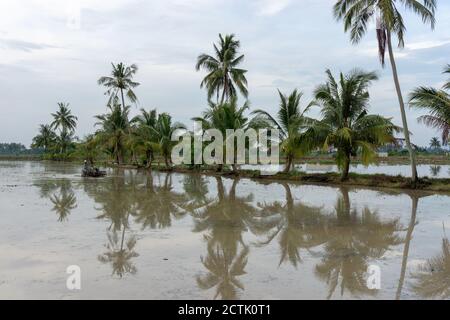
(255, 0, 292, 16)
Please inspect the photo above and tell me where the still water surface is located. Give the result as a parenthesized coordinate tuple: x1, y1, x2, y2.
(0, 161, 449, 299)
(242, 163, 450, 178)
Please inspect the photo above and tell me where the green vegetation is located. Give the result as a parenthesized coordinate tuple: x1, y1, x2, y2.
(252, 89, 314, 173)
(303, 69, 400, 181)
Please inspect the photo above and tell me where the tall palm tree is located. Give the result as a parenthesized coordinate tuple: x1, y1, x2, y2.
(51, 102, 78, 133)
(196, 34, 248, 103)
(252, 89, 314, 172)
(304, 69, 400, 181)
(333, 0, 437, 183)
(150, 113, 186, 168)
(409, 65, 450, 146)
(131, 108, 159, 168)
(95, 101, 131, 165)
(31, 124, 56, 152)
(98, 62, 140, 109)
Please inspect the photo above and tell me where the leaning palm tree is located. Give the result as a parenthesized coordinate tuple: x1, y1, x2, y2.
(196, 34, 248, 103)
(95, 100, 131, 165)
(409, 65, 450, 146)
(31, 124, 56, 152)
(150, 113, 186, 168)
(98, 62, 140, 108)
(304, 69, 400, 181)
(333, 0, 437, 183)
(51, 102, 78, 133)
(252, 89, 314, 172)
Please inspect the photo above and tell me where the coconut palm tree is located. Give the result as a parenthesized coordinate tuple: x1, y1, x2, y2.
(333, 0, 437, 183)
(98, 62, 140, 108)
(193, 97, 255, 173)
(252, 89, 314, 172)
(77, 134, 100, 165)
(95, 101, 131, 165)
(51, 103, 78, 133)
(196, 34, 248, 103)
(31, 124, 56, 152)
(429, 137, 441, 149)
(304, 69, 400, 181)
(150, 113, 186, 168)
(409, 65, 450, 146)
(54, 129, 75, 155)
(131, 108, 159, 168)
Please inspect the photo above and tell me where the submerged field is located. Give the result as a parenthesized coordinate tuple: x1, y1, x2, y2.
(0, 161, 449, 299)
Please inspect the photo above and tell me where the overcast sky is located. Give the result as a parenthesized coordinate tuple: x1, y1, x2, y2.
(0, 0, 449, 147)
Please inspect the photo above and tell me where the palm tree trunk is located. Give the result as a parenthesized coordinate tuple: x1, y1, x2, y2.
(145, 149, 153, 169)
(387, 30, 418, 183)
(283, 155, 292, 173)
(120, 88, 126, 110)
(221, 75, 228, 103)
(164, 155, 170, 168)
(341, 156, 350, 181)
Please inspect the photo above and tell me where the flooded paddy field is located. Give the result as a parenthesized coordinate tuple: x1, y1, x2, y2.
(0, 161, 449, 299)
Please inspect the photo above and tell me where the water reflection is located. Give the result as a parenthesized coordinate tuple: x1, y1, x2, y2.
(412, 234, 450, 299)
(193, 177, 256, 300)
(315, 187, 404, 299)
(430, 165, 442, 177)
(255, 183, 328, 267)
(134, 173, 187, 229)
(30, 165, 447, 299)
(85, 169, 140, 277)
(35, 179, 77, 222)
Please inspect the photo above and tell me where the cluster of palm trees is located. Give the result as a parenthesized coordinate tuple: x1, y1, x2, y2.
(32, 102, 78, 158)
(31, 0, 448, 182)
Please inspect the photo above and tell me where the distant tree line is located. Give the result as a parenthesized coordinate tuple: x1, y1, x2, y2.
(0, 143, 42, 155)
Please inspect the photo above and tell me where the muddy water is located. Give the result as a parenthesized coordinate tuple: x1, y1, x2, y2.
(0, 161, 449, 300)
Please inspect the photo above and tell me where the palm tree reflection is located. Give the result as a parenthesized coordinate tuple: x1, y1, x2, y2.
(134, 173, 187, 229)
(98, 229, 139, 278)
(255, 183, 328, 267)
(193, 177, 256, 300)
(430, 165, 441, 177)
(91, 169, 140, 278)
(412, 233, 450, 299)
(315, 187, 403, 299)
(35, 179, 77, 222)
